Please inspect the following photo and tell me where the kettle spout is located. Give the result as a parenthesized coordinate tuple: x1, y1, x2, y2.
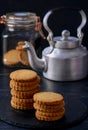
(23, 41, 45, 72)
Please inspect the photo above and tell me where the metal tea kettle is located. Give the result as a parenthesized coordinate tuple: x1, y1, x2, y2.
(24, 7, 88, 81)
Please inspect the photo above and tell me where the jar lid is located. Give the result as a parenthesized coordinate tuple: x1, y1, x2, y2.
(54, 30, 81, 49)
(6, 12, 37, 28)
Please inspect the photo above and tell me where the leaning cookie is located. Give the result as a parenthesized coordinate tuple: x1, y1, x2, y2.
(19, 50, 30, 66)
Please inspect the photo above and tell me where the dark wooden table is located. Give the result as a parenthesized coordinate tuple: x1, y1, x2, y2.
(0, 62, 88, 130)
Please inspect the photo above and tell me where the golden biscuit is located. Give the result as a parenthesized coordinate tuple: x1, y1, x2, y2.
(3, 49, 20, 66)
(11, 100, 33, 110)
(11, 87, 40, 99)
(10, 69, 38, 81)
(10, 81, 40, 91)
(35, 111, 65, 121)
(33, 92, 64, 105)
(11, 96, 33, 103)
(11, 96, 34, 110)
(10, 76, 40, 87)
(33, 101, 65, 112)
(36, 107, 65, 117)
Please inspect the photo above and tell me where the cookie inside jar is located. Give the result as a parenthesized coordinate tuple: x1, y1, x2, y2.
(3, 41, 30, 68)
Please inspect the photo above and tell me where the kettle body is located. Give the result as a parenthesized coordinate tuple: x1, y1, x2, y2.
(42, 45, 88, 81)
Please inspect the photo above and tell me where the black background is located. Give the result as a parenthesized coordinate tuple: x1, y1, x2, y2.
(0, 0, 88, 59)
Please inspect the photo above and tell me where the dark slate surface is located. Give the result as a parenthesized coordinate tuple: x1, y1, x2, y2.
(0, 93, 88, 129)
(0, 64, 88, 129)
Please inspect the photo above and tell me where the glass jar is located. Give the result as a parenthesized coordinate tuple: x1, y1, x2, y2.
(0, 12, 45, 68)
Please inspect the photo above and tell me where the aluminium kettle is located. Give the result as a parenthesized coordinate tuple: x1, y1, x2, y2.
(24, 7, 88, 81)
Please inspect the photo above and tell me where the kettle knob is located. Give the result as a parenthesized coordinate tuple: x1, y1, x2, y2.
(62, 30, 70, 40)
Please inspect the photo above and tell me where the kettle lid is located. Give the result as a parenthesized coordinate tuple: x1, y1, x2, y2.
(54, 30, 80, 49)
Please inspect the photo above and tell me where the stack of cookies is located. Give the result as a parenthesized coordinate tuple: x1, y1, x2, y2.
(9, 69, 41, 110)
(33, 92, 65, 121)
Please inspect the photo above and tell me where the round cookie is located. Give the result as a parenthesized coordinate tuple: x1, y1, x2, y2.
(36, 108, 65, 117)
(35, 111, 65, 121)
(11, 100, 33, 110)
(11, 87, 40, 99)
(10, 81, 40, 91)
(12, 96, 33, 103)
(33, 101, 65, 112)
(10, 69, 38, 81)
(33, 92, 64, 105)
(10, 76, 40, 87)
(3, 49, 20, 66)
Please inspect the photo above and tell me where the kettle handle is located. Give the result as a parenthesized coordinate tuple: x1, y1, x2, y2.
(43, 7, 87, 45)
